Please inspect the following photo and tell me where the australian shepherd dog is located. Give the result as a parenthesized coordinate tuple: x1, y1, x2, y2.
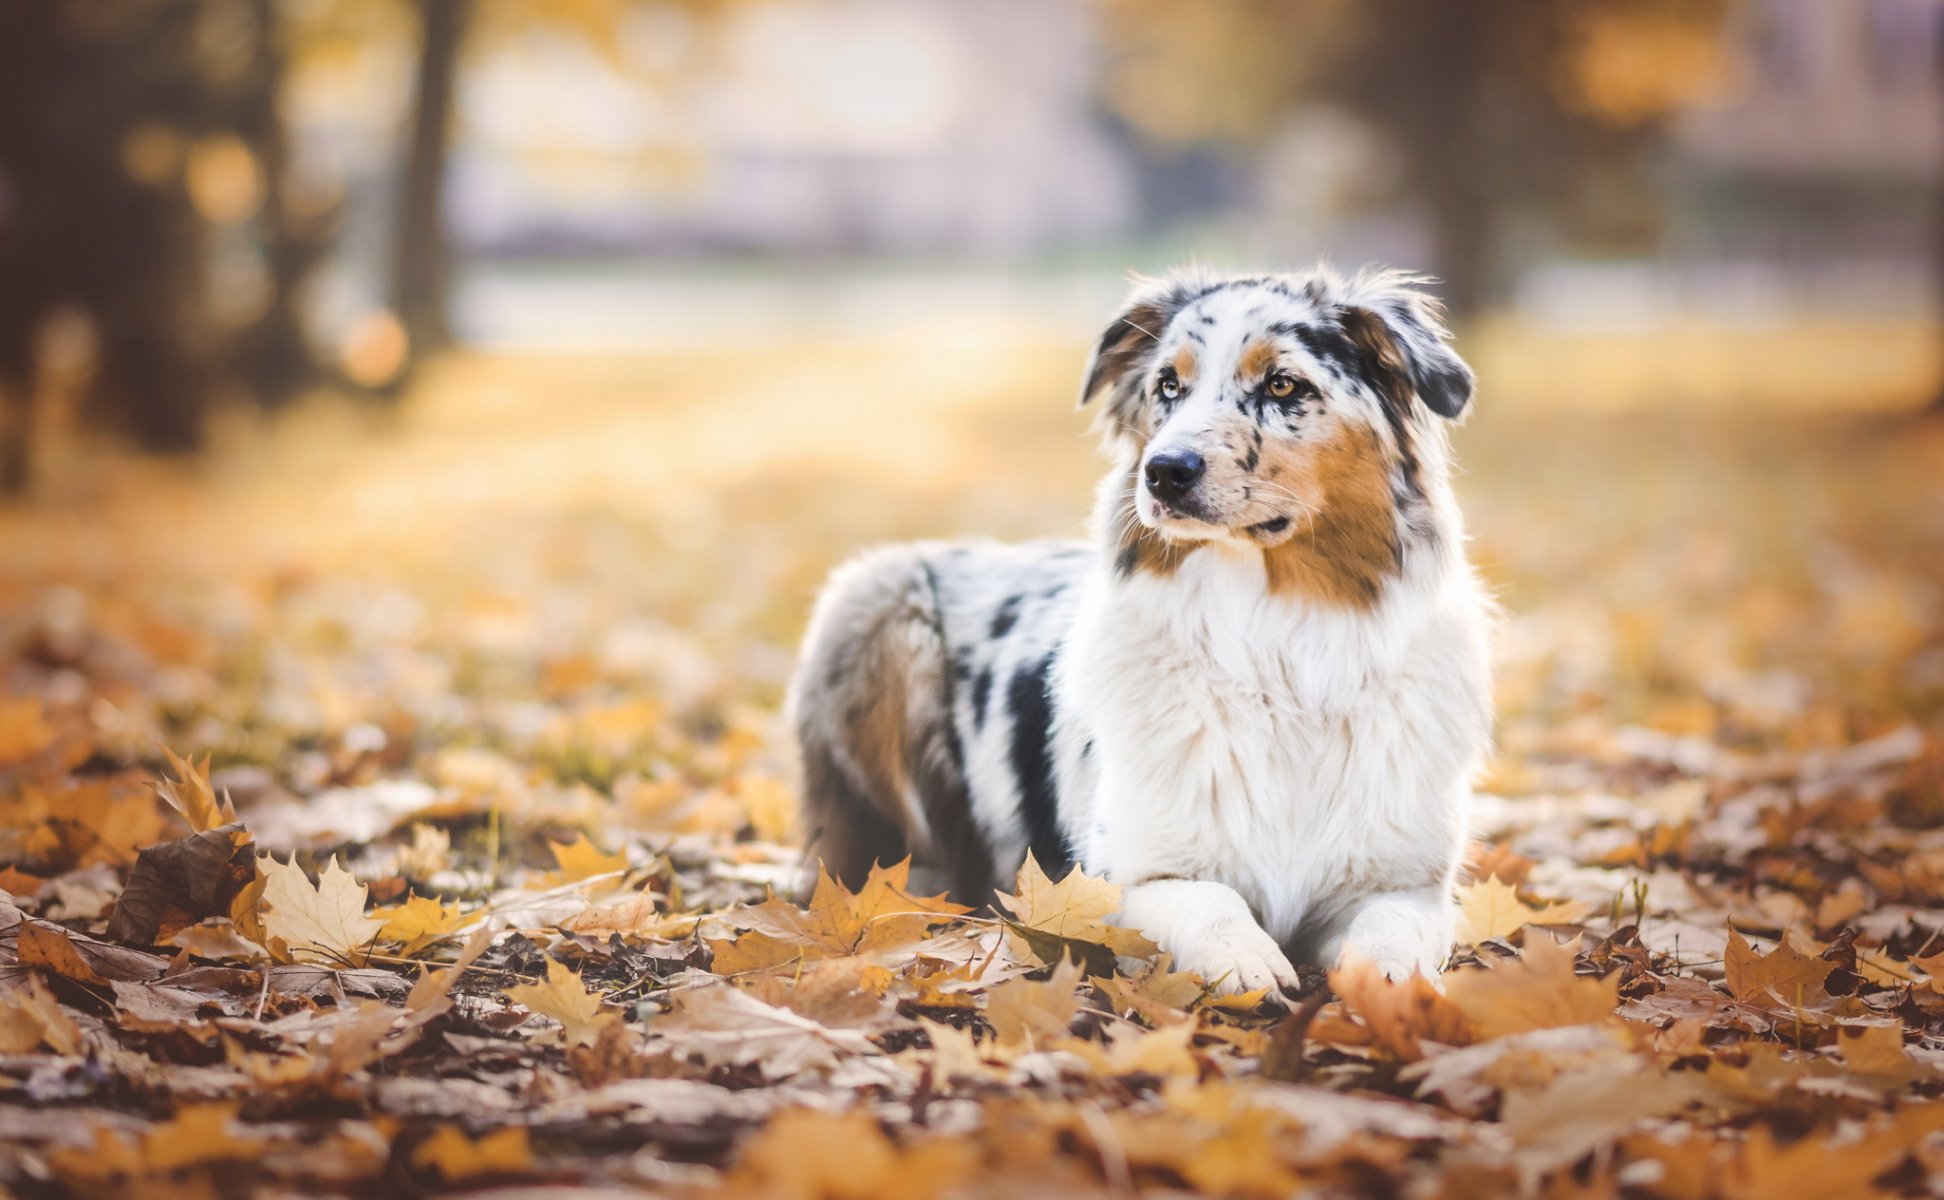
(789, 266, 1493, 993)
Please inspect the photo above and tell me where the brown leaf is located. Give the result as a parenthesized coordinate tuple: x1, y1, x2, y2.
(1723, 929, 1834, 1008)
(12, 916, 168, 983)
(105, 822, 256, 945)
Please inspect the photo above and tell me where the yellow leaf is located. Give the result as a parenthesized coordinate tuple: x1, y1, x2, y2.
(373, 893, 465, 953)
(411, 1125, 533, 1181)
(17, 922, 103, 986)
(730, 1108, 976, 1200)
(0, 974, 82, 1055)
(543, 833, 628, 885)
(1444, 934, 1619, 1041)
(503, 957, 619, 1048)
(46, 1102, 262, 1184)
(707, 860, 969, 974)
(993, 853, 1158, 966)
(0, 695, 54, 765)
(737, 773, 796, 844)
(256, 854, 384, 967)
(984, 954, 1084, 1053)
(153, 745, 235, 834)
(1455, 875, 1588, 947)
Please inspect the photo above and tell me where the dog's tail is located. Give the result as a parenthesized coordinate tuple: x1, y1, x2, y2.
(787, 544, 992, 904)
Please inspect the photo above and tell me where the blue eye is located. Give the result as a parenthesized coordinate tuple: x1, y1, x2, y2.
(1158, 375, 1181, 400)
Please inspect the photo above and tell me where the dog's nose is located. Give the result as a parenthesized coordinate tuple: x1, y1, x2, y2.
(1144, 450, 1205, 504)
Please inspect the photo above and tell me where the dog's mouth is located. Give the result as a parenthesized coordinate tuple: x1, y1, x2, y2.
(1146, 501, 1299, 548)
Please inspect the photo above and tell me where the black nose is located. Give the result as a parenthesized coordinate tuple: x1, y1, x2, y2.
(1144, 450, 1205, 504)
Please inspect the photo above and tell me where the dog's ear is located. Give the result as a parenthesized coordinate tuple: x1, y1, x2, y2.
(1078, 274, 1204, 430)
(1339, 280, 1474, 421)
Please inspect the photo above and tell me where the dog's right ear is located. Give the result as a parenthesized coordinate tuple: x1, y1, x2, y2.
(1078, 274, 1204, 434)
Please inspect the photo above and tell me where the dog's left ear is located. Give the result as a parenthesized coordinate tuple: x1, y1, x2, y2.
(1078, 274, 1204, 429)
(1340, 286, 1474, 421)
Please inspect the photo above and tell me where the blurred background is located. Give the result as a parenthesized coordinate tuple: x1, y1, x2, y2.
(0, 0, 1940, 847)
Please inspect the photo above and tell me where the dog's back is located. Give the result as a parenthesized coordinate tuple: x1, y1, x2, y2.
(789, 538, 1088, 903)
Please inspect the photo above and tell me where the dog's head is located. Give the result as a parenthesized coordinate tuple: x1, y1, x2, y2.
(1078, 267, 1473, 601)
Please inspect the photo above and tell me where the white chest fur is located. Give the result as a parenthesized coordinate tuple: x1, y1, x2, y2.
(1058, 542, 1492, 954)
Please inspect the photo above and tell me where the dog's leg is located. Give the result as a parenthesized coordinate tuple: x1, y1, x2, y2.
(1117, 879, 1300, 996)
(1317, 887, 1453, 982)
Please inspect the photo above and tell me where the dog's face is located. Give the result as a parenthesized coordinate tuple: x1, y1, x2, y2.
(1079, 269, 1474, 590)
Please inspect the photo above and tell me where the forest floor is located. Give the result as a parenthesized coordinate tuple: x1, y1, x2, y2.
(1, 317, 1943, 1198)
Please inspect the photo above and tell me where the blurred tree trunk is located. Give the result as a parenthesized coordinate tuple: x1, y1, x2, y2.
(234, 0, 330, 409)
(1407, 5, 1495, 322)
(391, 0, 470, 366)
(1935, 41, 1944, 413)
(0, 379, 28, 499)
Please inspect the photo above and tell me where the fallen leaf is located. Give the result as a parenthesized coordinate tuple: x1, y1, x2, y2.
(503, 956, 620, 1048)
(0, 974, 82, 1054)
(152, 746, 236, 833)
(1443, 934, 1620, 1040)
(105, 821, 256, 944)
(710, 859, 968, 974)
(543, 834, 628, 885)
(984, 954, 1085, 1053)
(373, 892, 465, 953)
(994, 853, 1158, 970)
(256, 853, 385, 966)
(1330, 956, 1475, 1060)
(1723, 929, 1834, 1008)
(411, 1125, 534, 1181)
(1455, 875, 1591, 946)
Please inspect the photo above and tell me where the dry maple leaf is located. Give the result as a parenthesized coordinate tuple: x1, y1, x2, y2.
(543, 833, 629, 885)
(1723, 929, 1835, 1009)
(411, 1126, 534, 1182)
(652, 983, 883, 1077)
(993, 852, 1158, 970)
(256, 854, 385, 967)
(1330, 956, 1475, 1060)
(1443, 934, 1620, 1041)
(373, 892, 465, 953)
(0, 975, 82, 1055)
(17, 916, 167, 983)
(106, 822, 256, 945)
(152, 745, 236, 834)
(503, 957, 620, 1048)
(710, 859, 968, 974)
(729, 1107, 977, 1200)
(1455, 875, 1592, 947)
(984, 954, 1085, 1053)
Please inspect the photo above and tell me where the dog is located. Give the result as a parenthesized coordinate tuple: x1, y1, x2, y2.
(788, 266, 1493, 991)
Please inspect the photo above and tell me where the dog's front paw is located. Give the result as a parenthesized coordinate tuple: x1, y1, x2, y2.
(1170, 924, 1301, 997)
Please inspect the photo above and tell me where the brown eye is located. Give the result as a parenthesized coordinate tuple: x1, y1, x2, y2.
(1266, 373, 1298, 399)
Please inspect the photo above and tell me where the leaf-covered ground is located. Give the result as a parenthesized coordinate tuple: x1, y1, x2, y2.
(2, 321, 1943, 1198)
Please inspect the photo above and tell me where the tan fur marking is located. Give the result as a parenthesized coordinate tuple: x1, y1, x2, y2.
(846, 621, 917, 838)
(1239, 339, 1280, 382)
(1171, 345, 1198, 385)
(1261, 426, 1399, 610)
